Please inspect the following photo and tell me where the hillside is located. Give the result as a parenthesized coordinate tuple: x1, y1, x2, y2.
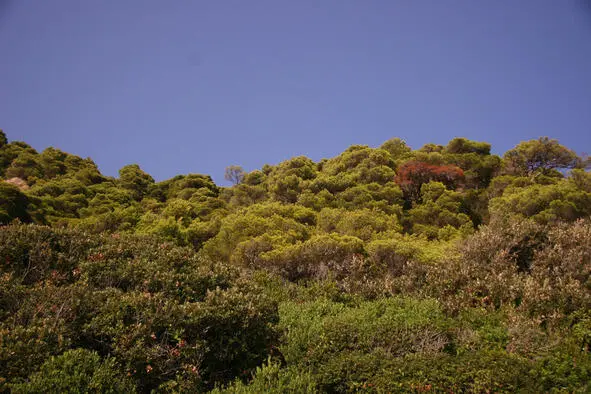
(1, 129, 590, 392)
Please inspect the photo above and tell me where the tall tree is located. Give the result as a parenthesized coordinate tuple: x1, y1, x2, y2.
(503, 137, 582, 176)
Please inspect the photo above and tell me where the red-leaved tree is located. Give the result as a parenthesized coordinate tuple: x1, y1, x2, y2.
(395, 161, 464, 203)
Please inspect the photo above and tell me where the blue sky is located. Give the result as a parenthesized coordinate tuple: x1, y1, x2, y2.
(1, 1, 590, 184)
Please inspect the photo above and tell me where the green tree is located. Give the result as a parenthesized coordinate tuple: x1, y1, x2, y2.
(118, 164, 155, 201)
(317, 207, 401, 241)
(0, 141, 38, 177)
(379, 138, 412, 161)
(267, 157, 317, 203)
(489, 177, 591, 224)
(407, 182, 473, 239)
(444, 137, 491, 155)
(151, 173, 218, 201)
(0, 129, 7, 148)
(5, 152, 44, 182)
(504, 137, 582, 176)
(0, 182, 31, 224)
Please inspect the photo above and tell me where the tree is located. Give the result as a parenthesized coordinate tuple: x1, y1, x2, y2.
(418, 143, 444, 153)
(5, 152, 44, 182)
(444, 138, 491, 155)
(225, 165, 245, 185)
(407, 182, 473, 239)
(118, 164, 155, 200)
(503, 137, 582, 176)
(0, 129, 7, 148)
(0, 182, 32, 224)
(395, 161, 464, 203)
(0, 141, 37, 177)
(380, 138, 412, 160)
(488, 177, 591, 224)
(317, 207, 401, 241)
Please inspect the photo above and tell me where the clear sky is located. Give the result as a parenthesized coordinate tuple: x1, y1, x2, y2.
(1, 1, 590, 184)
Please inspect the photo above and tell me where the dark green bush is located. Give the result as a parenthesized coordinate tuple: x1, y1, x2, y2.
(0, 225, 281, 392)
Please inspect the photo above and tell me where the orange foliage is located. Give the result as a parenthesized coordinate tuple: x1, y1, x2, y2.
(395, 161, 464, 202)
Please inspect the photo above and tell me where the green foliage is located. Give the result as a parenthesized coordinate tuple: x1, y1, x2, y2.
(83, 286, 278, 392)
(118, 164, 155, 201)
(0, 130, 7, 148)
(445, 151, 502, 189)
(280, 297, 450, 362)
(504, 137, 582, 176)
(202, 202, 314, 263)
(223, 183, 268, 208)
(266, 156, 317, 203)
(11, 348, 136, 393)
(257, 233, 366, 281)
(418, 143, 445, 153)
(2, 133, 591, 392)
(0, 225, 280, 392)
(150, 173, 218, 201)
(444, 137, 492, 155)
(407, 182, 473, 239)
(490, 176, 591, 224)
(317, 207, 401, 241)
(37, 147, 100, 181)
(5, 152, 44, 182)
(211, 359, 317, 394)
(531, 346, 591, 392)
(0, 224, 96, 284)
(367, 233, 450, 276)
(279, 297, 453, 392)
(321, 146, 396, 185)
(0, 182, 31, 224)
(29, 178, 92, 222)
(0, 135, 100, 186)
(380, 137, 412, 161)
(0, 140, 37, 178)
(369, 350, 532, 393)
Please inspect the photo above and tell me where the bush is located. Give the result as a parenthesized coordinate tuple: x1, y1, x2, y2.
(519, 219, 591, 321)
(11, 348, 136, 393)
(210, 359, 317, 394)
(279, 297, 451, 368)
(258, 234, 366, 281)
(0, 224, 96, 285)
(0, 225, 281, 392)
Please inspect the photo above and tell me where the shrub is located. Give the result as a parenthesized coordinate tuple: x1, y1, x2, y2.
(0, 225, 281, 392)
(210, 359, 317, 394)
(258, 234, 366, 281)
(11, 348, 136, 393)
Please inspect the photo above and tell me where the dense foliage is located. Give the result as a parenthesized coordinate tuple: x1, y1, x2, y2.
(1, 129, 590, 392)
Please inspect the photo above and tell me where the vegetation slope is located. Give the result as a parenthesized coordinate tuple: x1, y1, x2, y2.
(1, 129, 590, 392)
